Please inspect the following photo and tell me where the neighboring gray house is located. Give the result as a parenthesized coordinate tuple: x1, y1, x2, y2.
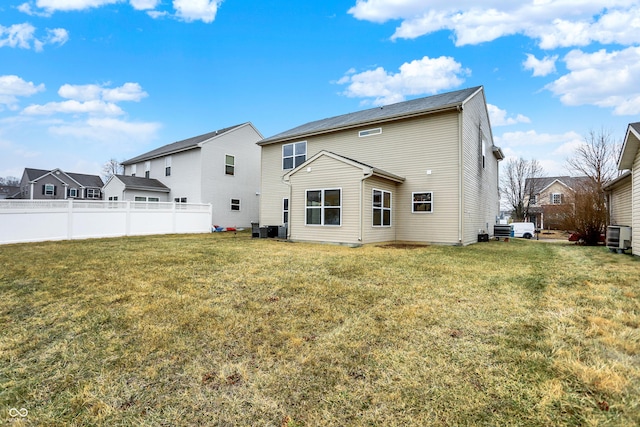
(107, 122, 262, 228)
(257, 86, 504, 246)
(0, 185, 19, 199)
(16, 168, 103, 200)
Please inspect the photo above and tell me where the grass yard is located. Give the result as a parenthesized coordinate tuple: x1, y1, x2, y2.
(1, 233, 639, 426)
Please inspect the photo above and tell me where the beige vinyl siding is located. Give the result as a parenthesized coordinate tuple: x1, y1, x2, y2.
(633, 150, 640, 256)
(461, 89, 499, 245)
(260, 111, 462, 244)
(609, 178, 632, 226)
(288, 155, 362, 245)
(363, 176, 398, 244)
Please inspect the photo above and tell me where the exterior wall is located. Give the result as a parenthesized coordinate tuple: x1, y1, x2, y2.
(103, 178, 125, 200)
(461, 90, 500, 245)
(200, 123, 262, 228)
(362, 176, 398, 244)
(287, 155, 363, 245)
(261, 111, 463, 244)
(609, 177, 632, 226)
(633, 149, 640, 256)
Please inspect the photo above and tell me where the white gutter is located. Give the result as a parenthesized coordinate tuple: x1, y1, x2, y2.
(359, 169, 374, 242)
(457, 105, 463, 244)
(281, 175, 292, 239)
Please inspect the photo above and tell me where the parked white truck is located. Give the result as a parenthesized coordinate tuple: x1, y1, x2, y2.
(511, 222, 536, 239)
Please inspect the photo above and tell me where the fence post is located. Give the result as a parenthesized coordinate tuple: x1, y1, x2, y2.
(67, 199, 74, 240)
(126, 201, 131, 236)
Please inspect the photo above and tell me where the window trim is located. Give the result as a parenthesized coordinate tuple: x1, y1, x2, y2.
(225, 154, 235, 176)
(44, 184, 55, 196)
(551, 193, 562, 205)
(144, 161, 151, 178)
(282, 141, 307, 170)
(305, 188, 342, 226)
(230, 198, 241, 211)
(412, 191, 433, 213)
(165, 156, 172, 177)
(283, 197, 289, 224)
(68, 187, 78, 198)
(86, 188, 101, 199)
(372, 188, 392, 227)
(359, 127, 382, 138)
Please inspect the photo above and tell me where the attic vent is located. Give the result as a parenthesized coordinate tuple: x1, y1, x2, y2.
(359, 128, 382, 138)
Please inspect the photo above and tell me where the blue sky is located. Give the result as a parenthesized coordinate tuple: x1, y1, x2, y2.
(1, 0, 639, 181)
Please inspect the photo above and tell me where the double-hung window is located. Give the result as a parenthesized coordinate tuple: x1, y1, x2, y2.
(225, 155, 235, 175)
(165, 156, 172, 176)
(412, 192, 433, 213)
(231, 198, 241, 211)
(68, 188, 78, 198)
(551, 193, 563, 204)
(306, 189, 341, 226)
(283, 198, 289, 224)
(145, 161, 151, 178)
(131, 164, 137, 177)
(87, 188, 100, 199)
(283, 141, 306, 170)
(44, 184, 55, 196)
(372, 189, 391, 226)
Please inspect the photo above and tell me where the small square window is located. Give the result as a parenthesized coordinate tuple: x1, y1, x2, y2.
(231, 198, 240, 211)
(412, 192, 433, 213)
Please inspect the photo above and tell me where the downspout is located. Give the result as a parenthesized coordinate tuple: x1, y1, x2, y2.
(457, 105, 463, 244)
(281, 175, 292, 239)
(359, 169, 374, 242)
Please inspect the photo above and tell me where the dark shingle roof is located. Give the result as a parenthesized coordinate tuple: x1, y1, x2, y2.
(24, 168, 103, 187)
(259, 86, 483, 145)
(122, 123, 245, 165)
(112, 175, 170, 192)
(525, 176, 591, 193)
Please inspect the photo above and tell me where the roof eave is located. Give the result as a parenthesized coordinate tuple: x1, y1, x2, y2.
(618, 123, 640, 170)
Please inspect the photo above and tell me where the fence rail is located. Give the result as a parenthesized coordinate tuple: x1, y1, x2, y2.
(0, 200, 212, 245)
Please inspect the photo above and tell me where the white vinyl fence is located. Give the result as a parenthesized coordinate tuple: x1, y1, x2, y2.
(0, 200, 212, 245)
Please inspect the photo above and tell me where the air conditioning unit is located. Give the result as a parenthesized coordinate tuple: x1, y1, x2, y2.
(606, 225, 632, 252)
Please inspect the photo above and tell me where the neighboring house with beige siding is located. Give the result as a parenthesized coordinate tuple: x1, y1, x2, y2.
(614, 122, 640, 256)
(257, 86, 504, 246)
(108, 122, 263, 228)
(524, 176, 590, 230)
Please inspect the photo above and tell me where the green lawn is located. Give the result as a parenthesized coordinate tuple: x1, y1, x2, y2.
(1, 233, 638, 426)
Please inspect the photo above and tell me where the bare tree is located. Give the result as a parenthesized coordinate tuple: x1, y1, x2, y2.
(102, 158, 123, 182)
(561, 128, 620, 245)
(501, 158, 545, 221)
(0, 176, 20, 186)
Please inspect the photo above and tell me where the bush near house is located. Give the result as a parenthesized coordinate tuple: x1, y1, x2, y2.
(1, 233, 638, 426)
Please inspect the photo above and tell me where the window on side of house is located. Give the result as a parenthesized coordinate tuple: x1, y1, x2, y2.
(108, 196, 118, 201)
(372, 189, 392, 227)
(145, 161, 151, 178)
(481, 140, 486, 169)
(551, 193, 563, 204)
(43, 184, 55, 196)
(282, 141, 306, 170)
(135, 196, 147, 201)
(231, 198, 241, 211)
(165, 156, 171, 176)
(87, 188, 100, 199)
(131, 164, 136, 177)
(68, 188, 78, 198)
(283, 198, 289, 224)
(306, 188, 341, 226)
(174, 197, 187, 203)
(148, 197, 159, 202)
(225, 155, 235, 176)
(412, 192, 433, 213)
(359, 127, 382, 137)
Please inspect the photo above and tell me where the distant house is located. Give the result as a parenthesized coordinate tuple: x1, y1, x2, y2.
(16, 168, 103, 200)
(0, 185, 19, 199)
(257, 86, 504, 246)
(524, 176, 590, 229)
(610, 122, 640, 256)
(107, 122, 262, 228)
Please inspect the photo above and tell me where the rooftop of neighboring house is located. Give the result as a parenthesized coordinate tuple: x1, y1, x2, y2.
(525, 176, 591, 194)
(122, 123, 248, 165)
(23, 168, 103, 188)
(258, 86, 484, 145)
(107, 175, 170, 192)
(0, 185, 20, 199)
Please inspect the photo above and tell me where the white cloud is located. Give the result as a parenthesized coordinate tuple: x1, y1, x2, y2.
(495, 129, 583, 148)
(173, 0, 221, 23)
(102, 82, 148, 102)
(49, 117, 161, 145)
(487, 104, 530, 127)
(0, 75, 45, 109)
(130, 0, 159, 10)
(0, 22, 68, 51)
(545, 46, 640, 115)
(45, 28, 69, 45)
(336, 56, 470, 105)
(348, 1, 640, 49)
(523, 54, 557, 77)
(34, 0, 119, 12)
(23, 100, 125, 116)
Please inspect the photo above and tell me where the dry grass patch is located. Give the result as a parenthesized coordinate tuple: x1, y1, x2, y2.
(1, 232, 638, 426)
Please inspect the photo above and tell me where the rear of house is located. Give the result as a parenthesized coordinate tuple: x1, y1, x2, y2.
(258, 86, 503, 246)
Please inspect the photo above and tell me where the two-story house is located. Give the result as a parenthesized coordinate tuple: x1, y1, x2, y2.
(524, 176, 590, 230)
(16, 168, 103, 200)
(105, 122, 263, 228)
(257, 86, 504, 246)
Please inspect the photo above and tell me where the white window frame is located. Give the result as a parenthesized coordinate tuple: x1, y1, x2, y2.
(174, 197, 187, 203)
(551, 193, 562, 204)
(481, 140, 486, 169)
(412, 191, 433, 213)
(131, 164, 137, 177)
(165, 156, 172, 177)
(68, 188, 78, 198)
(283, 198, 289, 224)
(144, 161, 151, 178)
(372, 189, 392, 227)
(305, 188, 342, 226)
(230, 198, 241, 211)
(44, 184, 55, 196)
(225, 154, 235, 176)
(359, 127, 382, 138)
(86, 188, 101, 199)
(282, 141, 306, 170)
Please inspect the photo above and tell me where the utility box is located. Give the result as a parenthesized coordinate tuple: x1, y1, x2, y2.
(278, 225, 287, 239)
(251, 222, 259, 238)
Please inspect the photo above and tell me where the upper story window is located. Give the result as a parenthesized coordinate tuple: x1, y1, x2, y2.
(165, 156, 172, 177)
(131, 164, 136, 177)
(481, 140, 486, 169)
(531, 195, 538, 205)
(551, 193, 563, 204)
(306, 188, 341, 226)
(144, 161, 151, 178)
(373, 189, 391, 227)
(283, 141, 306, 170)
(359, 127, 382, 137)
(412, 192, 433, 213)
(225, 155, 235, 176)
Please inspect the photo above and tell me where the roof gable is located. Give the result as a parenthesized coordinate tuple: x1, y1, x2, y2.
(618, 122, 640, 170)
(122, 122, 256, 165)
(259, 86, 483, 145)
(108, 175, 170, 192)
(23, 168, 102, 187)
